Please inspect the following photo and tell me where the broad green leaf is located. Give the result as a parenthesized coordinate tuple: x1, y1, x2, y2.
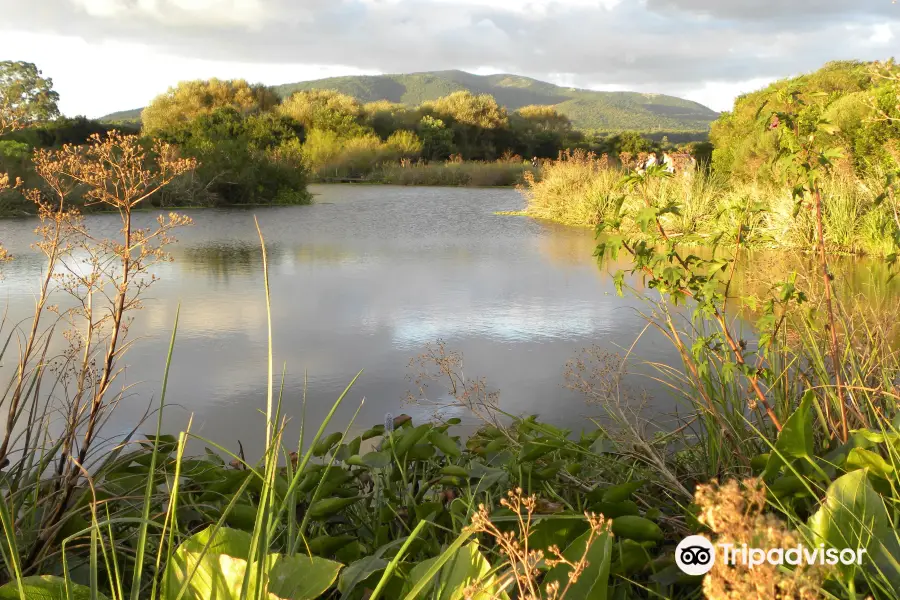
(846, 448, 894, 479)
(763, 391, 814, 479)
(807, 470, 890, 579)
(527, 517, 589, 556)
(360, 451, 391, 469)
(338, 556, 388, 596)
(163, 526, 343, 600)
(602, 480, 646, 503)
(544, 527, 614, 600)
(180, 525, 252, 558)
(267, 554, 344, 599)
(0, 576, 105, 600)
(408, 542, 498, 600)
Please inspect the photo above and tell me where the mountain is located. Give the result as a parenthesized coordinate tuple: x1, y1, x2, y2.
(101, 70, 719, 132)
(273, 71, 718, 131)
(100, 108, 144, 123)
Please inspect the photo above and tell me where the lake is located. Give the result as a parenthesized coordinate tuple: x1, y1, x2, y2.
(0, 184, 779, 458)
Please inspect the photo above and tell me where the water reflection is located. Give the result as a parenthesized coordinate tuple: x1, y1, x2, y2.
(1, 185, 893, 459)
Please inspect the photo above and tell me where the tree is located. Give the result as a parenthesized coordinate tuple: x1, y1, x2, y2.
(160, 107, 308, 205)
(278, 89, 368, 136)
(421, 92, 509, 160)
(511, 105, 572, 158)
(141, 78, 278, 135)
(606, 131, 651, 155)
(0, 61, 59, 134)
(422, 91, 508, 129)
(363, 100, 420, 139)
(418, 116, 455, 161)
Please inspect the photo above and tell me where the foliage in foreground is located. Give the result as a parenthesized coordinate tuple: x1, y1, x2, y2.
(4, 73, 900, 600)
(521, 147, 900, 256)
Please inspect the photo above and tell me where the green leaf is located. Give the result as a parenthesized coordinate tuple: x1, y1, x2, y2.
(807, 470, 890, 580)
(543, 527, 614, 600)
(846, 448, 895, 479)
(763, 391, 814, 479)
(0, 576, 106, 600)
(602, 480, 646, 503)
(429, 431, 461, 458)
(635, 206, 659, 234)
(360, 451, 392, 469)
(611, 516, 663, 542)
(268, 554, 344, 600)
(527, 517, 589, 556)
(338, 556, 388, 596)
(408, 542, 499, 600)
(163, 526, 343, 600)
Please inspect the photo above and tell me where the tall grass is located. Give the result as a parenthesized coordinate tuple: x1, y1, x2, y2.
(377, 160, 534, 187)
(522, 150, 899, 255)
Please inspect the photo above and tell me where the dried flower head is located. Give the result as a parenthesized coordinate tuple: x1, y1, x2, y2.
(466, 489, 612, 600)
(696, 478, 831, 599)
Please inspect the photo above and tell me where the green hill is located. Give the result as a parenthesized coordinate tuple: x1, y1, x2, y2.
(101, 70, 718, 132)
(99, 108, 143, 124)
(272, 71, 718, 132)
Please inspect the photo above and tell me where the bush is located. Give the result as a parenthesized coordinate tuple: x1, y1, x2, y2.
(378, 160, 532, 187)
(156, 107, 310, 206)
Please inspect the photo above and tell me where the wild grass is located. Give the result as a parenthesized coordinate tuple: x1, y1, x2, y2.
(522, 150, 900, 255)
(376, 160, 535, 187)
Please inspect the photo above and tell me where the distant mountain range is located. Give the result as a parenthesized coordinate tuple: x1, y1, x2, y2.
(101, 70, 719, 132)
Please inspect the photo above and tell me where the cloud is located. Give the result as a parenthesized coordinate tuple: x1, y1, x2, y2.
(0, 0, 897, 113)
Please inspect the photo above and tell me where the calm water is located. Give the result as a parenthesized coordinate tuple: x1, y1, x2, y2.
(0, 185, 704, 457)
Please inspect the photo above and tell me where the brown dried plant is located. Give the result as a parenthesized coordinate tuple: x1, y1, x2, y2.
(0, 150, 81, 470)
(465, 488, 612, 600)
(696, 478, 832, 600)
(406, 340, 502, 428)
(5, 131, 197, 572)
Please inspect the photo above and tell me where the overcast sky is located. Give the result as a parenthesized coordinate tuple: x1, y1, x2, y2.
(0, 0, 897, 118)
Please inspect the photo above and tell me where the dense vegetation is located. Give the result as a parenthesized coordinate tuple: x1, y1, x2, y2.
(4, 69, 689, 213)
(106, 70, 719, 133)
(522, 60, 900, 257)
(711, 60, 900, 181)
(3, 58, 900, 600)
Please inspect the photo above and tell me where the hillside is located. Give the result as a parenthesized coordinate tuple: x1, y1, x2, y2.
(102, 70, 718, 132)
(99, 108, 143, 123)
(273, 71, 718, 131)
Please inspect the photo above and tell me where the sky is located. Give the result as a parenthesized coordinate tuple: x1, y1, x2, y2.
(0, 0, 897, 118)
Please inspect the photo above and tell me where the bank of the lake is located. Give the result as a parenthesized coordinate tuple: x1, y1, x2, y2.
(311, 159, 537, 188)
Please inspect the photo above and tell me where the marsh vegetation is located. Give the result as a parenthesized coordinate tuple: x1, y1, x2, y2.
(0, 58, 900, 599)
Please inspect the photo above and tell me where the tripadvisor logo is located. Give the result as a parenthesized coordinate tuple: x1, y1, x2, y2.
(676, 536, 716, 576)
(675, 535, 867, 576)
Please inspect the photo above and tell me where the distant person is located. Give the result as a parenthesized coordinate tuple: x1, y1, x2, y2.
(639, 153, 657, 174)
(662, 152, 675, 174)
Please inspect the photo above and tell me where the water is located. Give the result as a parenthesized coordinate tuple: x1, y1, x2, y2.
(0, 185, 715, 458)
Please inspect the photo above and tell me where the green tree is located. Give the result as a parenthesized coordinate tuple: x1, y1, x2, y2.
(417, 116, 455, 161)
(511, 105, 572, 158)
(421, 91, 509, 159)
(606, 131, 651, 155)
(362, 100, 420, 139)
(0, 61, 59, 134)
(160, 107, 308, 205)
(278, 90, 369, 136)
(709, 60, 899, 179)
(141, 79, 278, 135)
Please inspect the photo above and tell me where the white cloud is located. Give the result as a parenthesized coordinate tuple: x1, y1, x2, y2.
(71, 0, 272, 27)
(683, 77, 776, 112)
(0, 31, 379, 117)
(869, 22, 895, 44)
(1, 0, 897, 117)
